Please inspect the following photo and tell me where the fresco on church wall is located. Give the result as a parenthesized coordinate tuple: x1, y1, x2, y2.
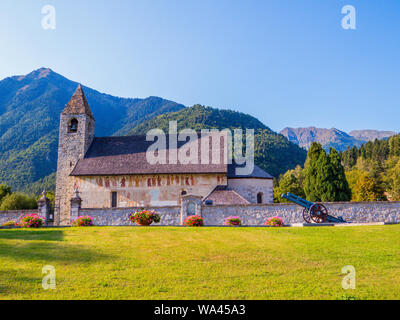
(76, 173, 226, 208)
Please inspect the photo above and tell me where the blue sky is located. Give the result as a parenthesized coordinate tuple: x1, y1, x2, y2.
(0, 0, 399, 133)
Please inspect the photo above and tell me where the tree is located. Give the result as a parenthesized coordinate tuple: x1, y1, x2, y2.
(329, 148, 352, 201)
(303, 143, 324, 201)
(385, 157, 400, 201)
(0, 184, 12, 204)
(303, 143, 335, 202)
(0, 193, 37, 211)
(352, 173, 383, 202)
(274, 166, 305, 202)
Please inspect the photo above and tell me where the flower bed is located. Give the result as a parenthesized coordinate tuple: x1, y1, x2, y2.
(19, 214, 45, 228)
(265, 216, 284, 227)
(1, 220, 19, 227)
(183, 215, 204, 227)
(72, 216, 94, 227)
(129, 209, 161, 226)
(224, 216, 242, 226)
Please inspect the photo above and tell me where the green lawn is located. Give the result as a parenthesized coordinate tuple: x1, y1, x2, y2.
(0, 225, 399, 300)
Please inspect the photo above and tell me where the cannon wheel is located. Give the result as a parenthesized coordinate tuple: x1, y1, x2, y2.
(302, 208, 311, 223)
(309, 203, 328, 223)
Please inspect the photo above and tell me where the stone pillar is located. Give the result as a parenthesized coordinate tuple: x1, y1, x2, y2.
(70, 189, 82, 222)
(180, 194, 203, 224)
(37, 190, 51, 225)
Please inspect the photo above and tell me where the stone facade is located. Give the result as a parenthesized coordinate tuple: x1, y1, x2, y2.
(74, 173, 227, 208)
(227, 178, 274, 204)
(55, 86, 95, 225)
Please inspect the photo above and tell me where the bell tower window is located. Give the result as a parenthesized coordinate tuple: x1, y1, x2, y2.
(69, 118, 78, 133)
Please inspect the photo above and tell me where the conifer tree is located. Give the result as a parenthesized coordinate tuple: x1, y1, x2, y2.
(329, 148, 352, 201)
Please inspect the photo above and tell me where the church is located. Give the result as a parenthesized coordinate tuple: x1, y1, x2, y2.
(55, 85, 274, 225)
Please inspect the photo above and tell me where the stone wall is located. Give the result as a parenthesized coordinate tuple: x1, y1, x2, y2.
(77, 201, 400, 226)
(202, 202, 400, 225)
(0, 210, 39, 225)
(80, 206, 181, 226)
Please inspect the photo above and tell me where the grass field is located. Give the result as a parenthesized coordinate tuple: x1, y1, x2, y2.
(0, 225, 399, 300)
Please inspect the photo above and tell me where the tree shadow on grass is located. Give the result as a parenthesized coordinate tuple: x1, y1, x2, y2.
(0, 241, 114, 264)
(0, 229, 64, 241)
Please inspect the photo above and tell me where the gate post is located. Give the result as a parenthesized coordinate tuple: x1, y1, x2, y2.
(70, 189, 82, 223)
(37, 190, 51, 226)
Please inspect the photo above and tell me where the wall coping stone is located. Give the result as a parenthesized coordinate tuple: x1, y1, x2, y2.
(0, 209, 39, 215)
(81, 206, 181, 211)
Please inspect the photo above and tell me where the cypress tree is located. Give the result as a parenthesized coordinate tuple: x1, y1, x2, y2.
(329, 148, 352, 201)
(303, 142, 329, 202)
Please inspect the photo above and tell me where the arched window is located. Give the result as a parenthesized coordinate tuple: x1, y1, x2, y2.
(69, 118, 78, 133)
(257, 192, 263, 204)
(181, 190, 187, 196)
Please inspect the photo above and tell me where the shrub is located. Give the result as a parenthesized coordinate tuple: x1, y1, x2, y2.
(72, 216, 94, 227)
(265, 216, 284, 227)
(129, 209, 161, 226)
(0, 184, 12, 205)
(183, 215, 204, 227)
(0, 193, 37, 211)
(19, 214, 45, 228)
(224, 216, 242, 226)
(1, 220, 18, 227)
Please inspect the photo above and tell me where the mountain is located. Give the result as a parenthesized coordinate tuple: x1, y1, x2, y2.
(349, 130, 397, 142)
(0, 68, 185, 193)
(280, 127, 397, 152)
(129, 105, 307, 177)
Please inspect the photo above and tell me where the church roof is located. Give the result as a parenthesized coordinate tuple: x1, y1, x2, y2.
(227, 163, 274, 179)
(203, 185, 250, 205)
(70, 135, 274, 178)
(62, 84, 94, 119)
(70, 135, 227, 176)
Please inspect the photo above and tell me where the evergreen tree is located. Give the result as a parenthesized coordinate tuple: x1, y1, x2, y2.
(329, 148, 352, 201)
(303, 143, 333, 201)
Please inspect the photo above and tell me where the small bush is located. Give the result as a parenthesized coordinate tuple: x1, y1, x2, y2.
(224, 216, 242, 226)
(183, 215, 204, 227)
(129, 209, 160, 226)
(265, 216, 284, 227)
(1, 220, 18, 227)
(19, 214, 45, 228)
(72, 216, 94, 227)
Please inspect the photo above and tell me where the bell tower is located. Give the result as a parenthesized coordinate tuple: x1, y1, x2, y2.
(55, 84, 95, 225)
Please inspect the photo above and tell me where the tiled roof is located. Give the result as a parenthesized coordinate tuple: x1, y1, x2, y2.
(70, 134, 274, 178)
(70, 135, 227, 176)
(62, 84, 94, 119)
(203, 186, 250, 205)
(228, 163, 274, 179)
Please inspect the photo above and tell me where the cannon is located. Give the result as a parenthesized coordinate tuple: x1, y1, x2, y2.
(281, 193, 347, 224)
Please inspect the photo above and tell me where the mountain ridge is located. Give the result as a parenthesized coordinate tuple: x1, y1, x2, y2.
(280, 127, 397, 152)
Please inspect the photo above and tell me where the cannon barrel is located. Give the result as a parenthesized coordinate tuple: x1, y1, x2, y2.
(281, 193, 314, 209)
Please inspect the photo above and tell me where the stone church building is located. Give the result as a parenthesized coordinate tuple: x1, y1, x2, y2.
(55, 85, 274, 225)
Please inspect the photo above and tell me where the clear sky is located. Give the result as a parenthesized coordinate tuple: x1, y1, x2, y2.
(0, 0, 399, 133)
